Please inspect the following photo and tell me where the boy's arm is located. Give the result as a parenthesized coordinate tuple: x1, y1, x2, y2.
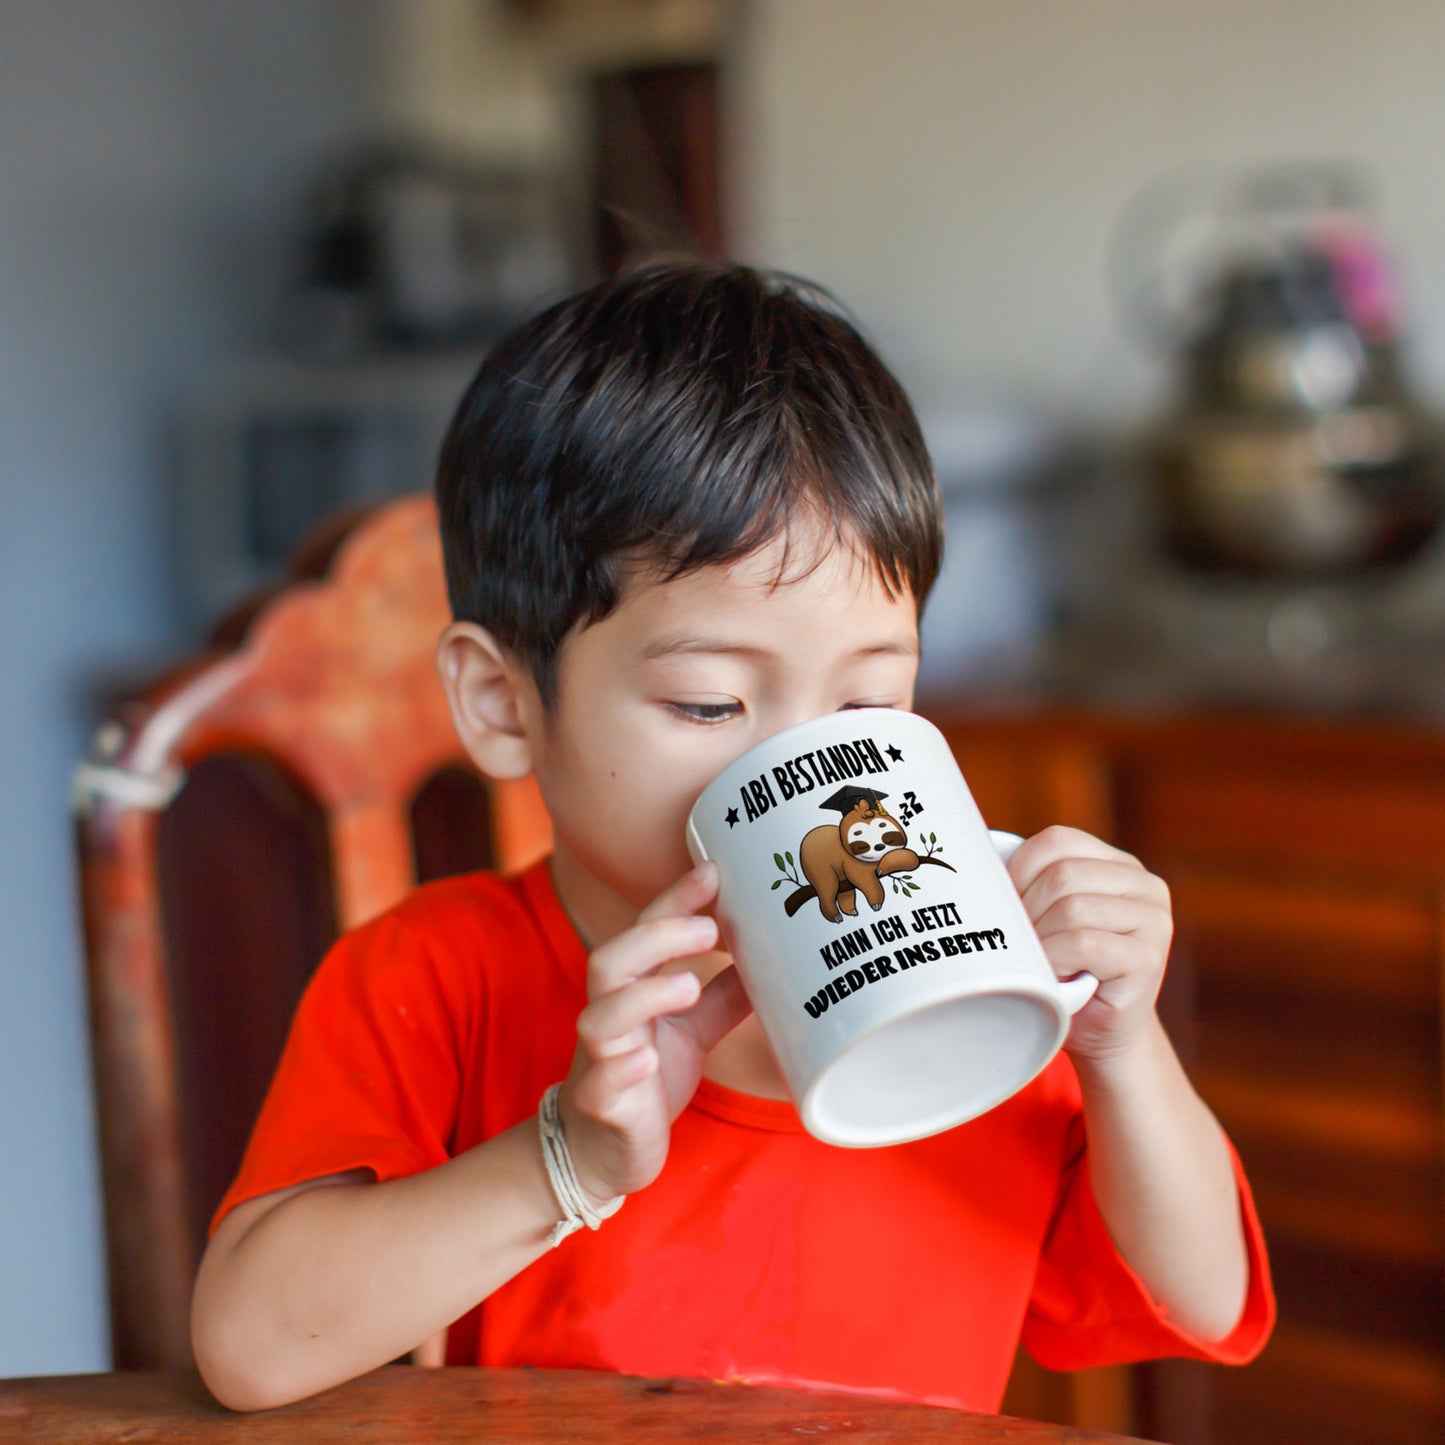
(193, 864, 748, 1412)
(192, 1123, 561, 1411)
(1072, 1019, 1248, 1342)
(1009, 827, 1250, 1343)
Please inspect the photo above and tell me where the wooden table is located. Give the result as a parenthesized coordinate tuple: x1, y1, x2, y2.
(0, 1366, 1157, 1442)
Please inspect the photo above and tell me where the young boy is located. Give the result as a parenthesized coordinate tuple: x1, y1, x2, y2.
(192, 261, 1273, 1413)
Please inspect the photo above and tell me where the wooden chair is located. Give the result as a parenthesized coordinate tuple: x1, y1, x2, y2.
(72, 496, 552, 1369)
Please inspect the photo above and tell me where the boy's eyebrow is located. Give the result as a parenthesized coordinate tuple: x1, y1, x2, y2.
(639, 635, 919, 662)
(639, 636, 770, 661)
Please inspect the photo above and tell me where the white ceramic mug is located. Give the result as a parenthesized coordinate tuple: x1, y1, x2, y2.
(685, 708, 1096, 1147)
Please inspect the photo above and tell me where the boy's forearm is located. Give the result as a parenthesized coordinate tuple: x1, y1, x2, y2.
(1072, 1017, 1250, 1343)
(192, 1117, 561, 1411)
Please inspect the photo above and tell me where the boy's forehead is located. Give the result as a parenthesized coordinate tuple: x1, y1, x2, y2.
(600, 539, 919, 664)
(619, 520, 899, 609)
(545, 524, 920, 707)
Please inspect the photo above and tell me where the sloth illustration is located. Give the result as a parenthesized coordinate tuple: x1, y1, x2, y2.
(799, 786, 921, 922)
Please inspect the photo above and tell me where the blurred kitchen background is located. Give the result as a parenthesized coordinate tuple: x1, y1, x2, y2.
(4, 1, 1444, 1440)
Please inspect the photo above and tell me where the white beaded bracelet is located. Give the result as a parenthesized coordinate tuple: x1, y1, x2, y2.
(538, 1083, 624, 1248)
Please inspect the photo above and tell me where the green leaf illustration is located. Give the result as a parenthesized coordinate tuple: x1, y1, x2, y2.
(771, 879, 782, 889)
(786, 851, 794, 866)
(773, 853, 785, 871)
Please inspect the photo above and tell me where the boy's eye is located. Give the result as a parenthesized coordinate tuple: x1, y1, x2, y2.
(667, 701, 742, 724)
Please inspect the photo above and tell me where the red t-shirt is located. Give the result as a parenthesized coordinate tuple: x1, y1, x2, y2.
(215, 861, 1274, 1411)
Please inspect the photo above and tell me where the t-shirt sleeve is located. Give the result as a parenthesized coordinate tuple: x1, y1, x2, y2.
(1021, 1117, 1276, 1370)
(210, 910, 472, 1235)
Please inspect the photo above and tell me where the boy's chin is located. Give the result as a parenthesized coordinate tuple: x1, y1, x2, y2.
(612, 860, 697, 914)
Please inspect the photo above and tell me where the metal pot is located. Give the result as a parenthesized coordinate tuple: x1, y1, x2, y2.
(1126, 165, 1444, 577)
(1145, 409, 1443, 579)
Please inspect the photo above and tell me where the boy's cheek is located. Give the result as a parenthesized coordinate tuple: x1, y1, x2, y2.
(571, 813, 698, 908)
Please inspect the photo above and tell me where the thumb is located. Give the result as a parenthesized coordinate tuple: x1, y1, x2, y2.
(683, 964, 752, 1054)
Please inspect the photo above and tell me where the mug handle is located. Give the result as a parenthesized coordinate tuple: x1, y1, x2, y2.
(989, 830, 1100, 1016)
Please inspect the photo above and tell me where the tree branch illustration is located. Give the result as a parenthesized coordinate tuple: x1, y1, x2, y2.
(783, 854, 957, 918)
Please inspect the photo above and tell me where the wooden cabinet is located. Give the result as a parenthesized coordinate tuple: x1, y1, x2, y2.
(932, 707, 1445, 1445)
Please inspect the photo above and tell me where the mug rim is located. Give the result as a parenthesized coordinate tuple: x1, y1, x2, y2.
(798, 975, 1068, 1148)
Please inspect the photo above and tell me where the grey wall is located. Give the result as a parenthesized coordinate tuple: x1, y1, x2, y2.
(732, 0, 1445, 419)
(0, 0, 374, 1374)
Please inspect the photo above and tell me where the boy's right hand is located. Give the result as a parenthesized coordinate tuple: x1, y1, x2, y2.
(558, 861, 750, 1206)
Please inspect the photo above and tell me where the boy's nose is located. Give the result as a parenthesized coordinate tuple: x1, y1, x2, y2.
(765, 704, 850, 744)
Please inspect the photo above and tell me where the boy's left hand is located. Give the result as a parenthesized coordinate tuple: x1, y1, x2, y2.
(1005, 825, 1173, 1065)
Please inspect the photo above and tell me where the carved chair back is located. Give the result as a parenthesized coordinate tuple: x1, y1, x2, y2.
(73, 496, 551, 1368)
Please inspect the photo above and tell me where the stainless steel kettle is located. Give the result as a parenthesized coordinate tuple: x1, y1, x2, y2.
(1125, 164, 1442, 577)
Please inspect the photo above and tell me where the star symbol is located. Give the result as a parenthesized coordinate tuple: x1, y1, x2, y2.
(885, 745, 904, 763)
(725, 806, 741, 828)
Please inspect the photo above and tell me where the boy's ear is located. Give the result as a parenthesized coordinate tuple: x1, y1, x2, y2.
(435, 622, 539, 781)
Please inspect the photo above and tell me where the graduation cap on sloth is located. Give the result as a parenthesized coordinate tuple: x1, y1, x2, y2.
(818, 785, 889, 814)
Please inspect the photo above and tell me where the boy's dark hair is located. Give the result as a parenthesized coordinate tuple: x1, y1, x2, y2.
(436, 259, 943, 704)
